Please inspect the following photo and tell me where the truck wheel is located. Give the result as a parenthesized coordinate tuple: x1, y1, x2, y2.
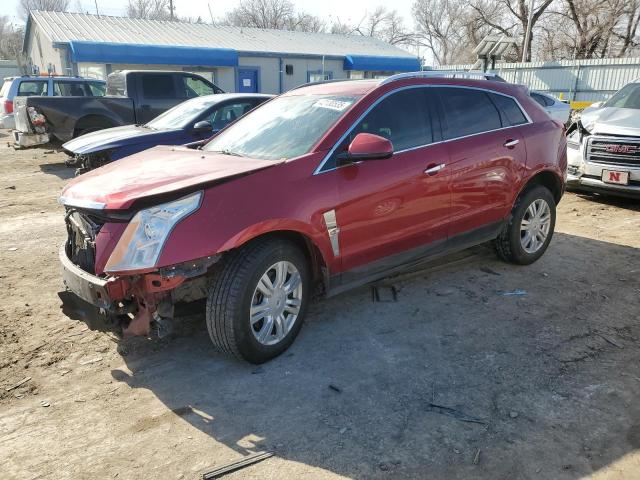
(495, 185, 556, 265)
(206, 238, 310, 364)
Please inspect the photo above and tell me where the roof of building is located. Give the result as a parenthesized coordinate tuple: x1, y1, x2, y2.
(28, 11, 416, 60)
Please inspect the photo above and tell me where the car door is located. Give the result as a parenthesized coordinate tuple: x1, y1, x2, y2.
(435, 87, 528, 238)
(323, 87, 451, 275)
(136, 73, 180, 123)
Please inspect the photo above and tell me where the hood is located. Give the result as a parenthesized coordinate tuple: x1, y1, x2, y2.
(60, 145, 283, 210)
(581, 107, 640, 137)
(62, 124, 181, 155)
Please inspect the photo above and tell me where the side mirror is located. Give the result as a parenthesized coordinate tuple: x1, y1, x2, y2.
(193, 120, 213, 132)
(340, 133, 393, 163)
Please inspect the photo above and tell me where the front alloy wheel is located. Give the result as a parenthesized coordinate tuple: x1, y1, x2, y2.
(206, 239, 310, 363)
(250, 261, 303, 346)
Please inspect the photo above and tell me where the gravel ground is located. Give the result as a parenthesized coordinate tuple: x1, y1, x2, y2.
(1, 131, 639, 480)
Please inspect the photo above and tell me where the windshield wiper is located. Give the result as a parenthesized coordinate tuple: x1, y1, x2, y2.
(212, 149, 245, 157)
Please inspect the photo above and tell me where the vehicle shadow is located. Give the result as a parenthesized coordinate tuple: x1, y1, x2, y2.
(103, 232, 639, 479)
(573, 191, 640, 211)
(39, 161, 75, 180)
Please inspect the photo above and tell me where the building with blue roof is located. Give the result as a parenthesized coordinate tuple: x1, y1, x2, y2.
(23, 11, 421, 94)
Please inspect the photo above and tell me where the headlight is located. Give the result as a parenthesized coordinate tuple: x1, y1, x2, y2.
(104, 191, 202, 273)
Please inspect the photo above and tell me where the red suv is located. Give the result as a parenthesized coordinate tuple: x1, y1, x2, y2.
(59, 73, 567, 363)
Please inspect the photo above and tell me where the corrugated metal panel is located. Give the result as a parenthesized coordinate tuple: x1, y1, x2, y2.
(30, 10, 416, 59)
(431, 57, 640, 102)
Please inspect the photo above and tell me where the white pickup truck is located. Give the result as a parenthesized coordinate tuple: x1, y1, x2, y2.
(567, 79, 640, 198)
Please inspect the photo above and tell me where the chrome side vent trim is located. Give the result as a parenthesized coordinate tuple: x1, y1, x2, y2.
(322, 210, 340, 257)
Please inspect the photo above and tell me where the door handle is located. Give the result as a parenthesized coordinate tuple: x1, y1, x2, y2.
(424, 163, 445, 175)
(504, 139, 519, 148)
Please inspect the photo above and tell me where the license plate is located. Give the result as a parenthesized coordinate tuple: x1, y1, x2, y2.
(602, 170, 630, 185)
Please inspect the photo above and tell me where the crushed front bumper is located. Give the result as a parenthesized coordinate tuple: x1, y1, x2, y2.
(13, 130, 50, 148)
(59, 243, 128, 312)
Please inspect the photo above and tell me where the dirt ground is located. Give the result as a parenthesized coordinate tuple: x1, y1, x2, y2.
(1, 129, 639, 480)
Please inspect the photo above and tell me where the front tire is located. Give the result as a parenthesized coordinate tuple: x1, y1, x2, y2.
(206, 238, 310, 364)
(495, 185, 556, 265)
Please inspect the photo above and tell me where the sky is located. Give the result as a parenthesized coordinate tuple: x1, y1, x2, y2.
(5, 0, 417, 28)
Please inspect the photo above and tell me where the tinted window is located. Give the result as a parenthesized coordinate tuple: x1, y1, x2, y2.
(182, 76, 215, 98)
(88, 82, 106, 96)
(353, 89, 433, 151)
(322, 89, 434, 171)
(490, 93, 528, 126)
(209, 102, 255, 130)
(438, 88, 501, 139)
(54, 81, 89, 96)
(142, 74, 176, 98)
(530, 92, 554, 107)
(17, 80, 48, 96)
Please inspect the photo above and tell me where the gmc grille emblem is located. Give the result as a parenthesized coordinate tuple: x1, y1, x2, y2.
(603, 144, 639, 154)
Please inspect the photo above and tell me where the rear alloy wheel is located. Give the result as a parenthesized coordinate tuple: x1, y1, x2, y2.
(495, 185, 556, 265)
(206, 239, 310, 363)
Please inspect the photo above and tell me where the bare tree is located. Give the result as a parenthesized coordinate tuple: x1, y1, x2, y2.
(413, 0, 482, 64)
(224, 0, 294, 29)
(0, 16, 27, 70)
(18, 0, 69, 19)
(468, 0, 554, 61)
(127, 0, 172, 20)
(353, 7, 414, 45)
(615, 0, 640, 56)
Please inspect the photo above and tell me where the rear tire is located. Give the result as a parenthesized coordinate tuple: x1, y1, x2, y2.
(495, 185, 556, 265)
(206, 238, 310, 364)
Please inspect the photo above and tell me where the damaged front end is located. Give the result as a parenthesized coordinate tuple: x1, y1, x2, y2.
(60, 191, 216, 337)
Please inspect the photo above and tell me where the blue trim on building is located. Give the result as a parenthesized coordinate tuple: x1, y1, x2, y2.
(344, 55, 420, 72)
(68, 41, 238, 67)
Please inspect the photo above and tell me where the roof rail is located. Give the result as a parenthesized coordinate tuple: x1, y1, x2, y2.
(290, 78, 357, 91)
(379, 70, 501, 85)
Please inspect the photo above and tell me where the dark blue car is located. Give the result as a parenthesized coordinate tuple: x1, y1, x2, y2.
(62, 93, 272, 173)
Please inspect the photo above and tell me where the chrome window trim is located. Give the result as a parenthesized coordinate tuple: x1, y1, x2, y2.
(313, 84, 532, 175)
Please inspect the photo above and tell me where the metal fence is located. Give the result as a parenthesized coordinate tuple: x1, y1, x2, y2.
(430, 57, 640, 106)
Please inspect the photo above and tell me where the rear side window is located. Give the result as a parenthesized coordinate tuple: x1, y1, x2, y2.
(438, 87, 501, 139)
(141, 74, 176, 98)
(87, 82, 106, 96)
(17, 80, 48, 96)
(351, 88, 434, 151)
(489, 93, 528, 126)
(53, 81, 90, 96)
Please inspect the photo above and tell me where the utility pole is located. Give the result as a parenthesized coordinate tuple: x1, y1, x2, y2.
(94, 0, 99, 15)
(208, 2, 214, 24)
(169, 0, 175, 20)
(521, 0, 535, 62)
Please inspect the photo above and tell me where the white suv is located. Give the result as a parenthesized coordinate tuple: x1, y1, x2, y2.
(567, 79, 640, 198)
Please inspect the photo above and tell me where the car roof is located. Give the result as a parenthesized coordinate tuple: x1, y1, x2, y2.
(4, 76, 104, 82)
(285, 75, 525, 98)
(183, 93, 273, 105)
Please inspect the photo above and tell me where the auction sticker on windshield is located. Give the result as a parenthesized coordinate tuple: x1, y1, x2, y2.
(602, 170, 630, 185)
(313, 99, 352, 111)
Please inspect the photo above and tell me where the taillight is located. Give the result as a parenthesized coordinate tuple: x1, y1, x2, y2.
(4, 99, 13, 114)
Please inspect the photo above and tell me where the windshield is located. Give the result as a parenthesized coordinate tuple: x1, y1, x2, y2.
(604, 83, 640, 109)
(146, 96, 216, 130)
(203, 94, 360, 160)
